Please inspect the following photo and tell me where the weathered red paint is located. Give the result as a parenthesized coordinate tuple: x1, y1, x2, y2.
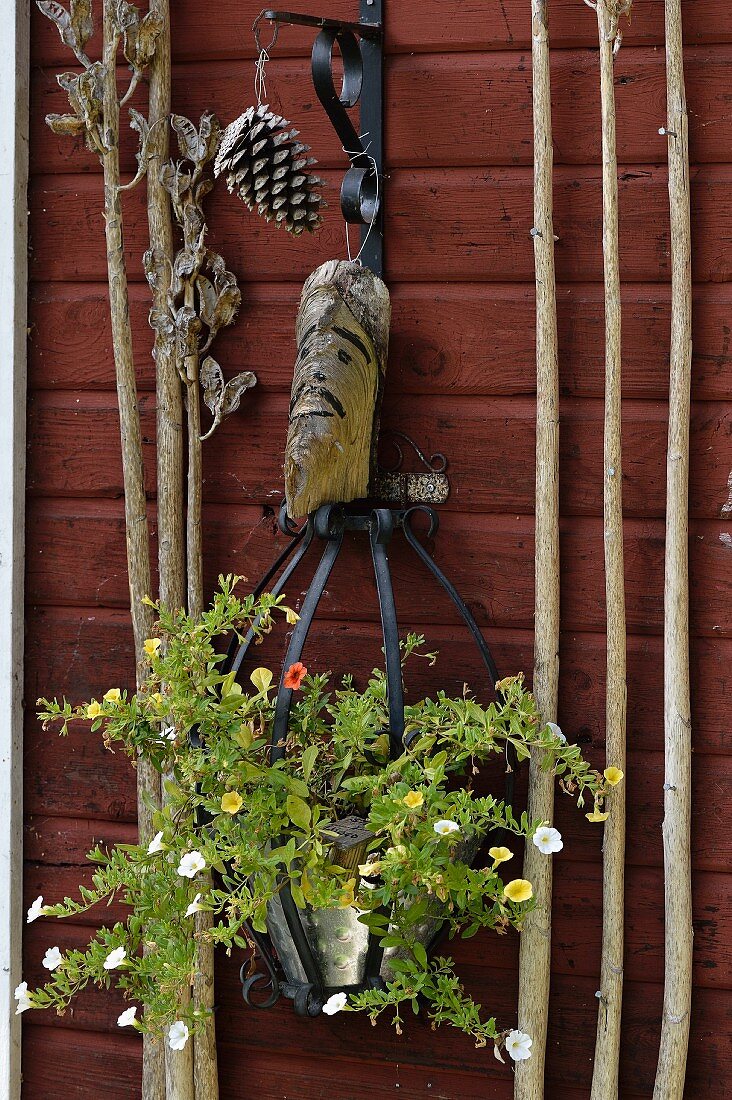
(25, 1, 732, 1096)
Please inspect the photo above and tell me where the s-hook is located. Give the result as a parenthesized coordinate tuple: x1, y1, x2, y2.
(255, 1, 384, 277)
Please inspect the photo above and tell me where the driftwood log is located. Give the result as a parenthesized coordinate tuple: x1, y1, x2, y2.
(515, 1, 560, 1095)
(284, 260, 390, 518)
(654, 0, 694, 1092)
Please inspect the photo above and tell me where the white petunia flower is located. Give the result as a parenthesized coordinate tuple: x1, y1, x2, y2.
(546, 721, 566, 744)
(532, 825, 564, 855)
(433, 819, 460, 837)
(14, 982, 33, 1014)
(103, 946, 127, 970)
(117, 1006, 137, 1027)
(185, 893, 203, 918)
(168, 1021, 190, 1050)
(505, 1029, 533, 1061)
(27, 896, 47, 924)
(322, 992, 348, 1016)
(147, 831, 165, 854)
(42, 946, 63, 971)
(177, 851, 206, 879)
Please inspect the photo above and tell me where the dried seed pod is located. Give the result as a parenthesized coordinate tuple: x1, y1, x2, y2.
(214, 105, 326, 235)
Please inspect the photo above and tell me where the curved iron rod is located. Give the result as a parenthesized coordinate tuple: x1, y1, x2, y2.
(269, 507, 346, 999)
(368, 509, 406, 757)
(402, 507, 500, 689)
(401, 507, 517, 811)
(226, 519, 316, 678)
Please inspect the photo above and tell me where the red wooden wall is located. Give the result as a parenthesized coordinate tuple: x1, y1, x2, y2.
(24, 1, 732, 1096)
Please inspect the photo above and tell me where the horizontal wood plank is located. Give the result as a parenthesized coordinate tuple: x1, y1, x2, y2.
(23, 609, 732, 757)
(25, 281, 732, 402)
(30, 164, 732, 286)
(29, 48, 732, 177)
(25, 391, 732, 520)
(20, 724, 732, 872)
(24, 967, 728, 1097)
(23, 850, 732, 989)
(30, 0, 732, 66)
(25, 502, 732, 637)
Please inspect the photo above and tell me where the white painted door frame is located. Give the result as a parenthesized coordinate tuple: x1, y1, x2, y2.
(0, 0, 29, 1095)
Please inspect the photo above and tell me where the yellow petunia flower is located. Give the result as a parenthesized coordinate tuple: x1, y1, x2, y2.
(402, 791, 424, 810)
(503, 879, 533, 904)
(86, 701, 102, 720)
(586, 809, 610, 822)
(143, 638, 161, 658)
(488, 846, 513, 868)
(604, 767, 624, 786)
(103, 688, 121, 704)
(284, 607, 300, 625)
(149, 692, 164, 707)
(221, 791, 244, 815)
(358, 862, 382, 878)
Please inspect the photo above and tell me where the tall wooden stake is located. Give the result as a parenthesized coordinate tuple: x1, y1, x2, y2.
(145, 2, 180, 1096)
(654, 0, 693, 1093)
(515, 2, 559, 1095)
(590, 3, 629, 1096)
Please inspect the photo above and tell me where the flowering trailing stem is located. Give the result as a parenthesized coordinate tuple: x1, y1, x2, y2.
(23, 579, 622, 1066)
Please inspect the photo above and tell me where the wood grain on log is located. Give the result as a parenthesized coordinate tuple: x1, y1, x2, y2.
(284, 260, 390, 517)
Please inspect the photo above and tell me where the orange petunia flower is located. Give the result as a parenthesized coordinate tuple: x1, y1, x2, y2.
(284, 661, 307, 691)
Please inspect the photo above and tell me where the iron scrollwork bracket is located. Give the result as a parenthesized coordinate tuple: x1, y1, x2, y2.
(259, 2, 384, 277)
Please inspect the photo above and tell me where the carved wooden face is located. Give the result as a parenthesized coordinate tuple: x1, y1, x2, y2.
(285, 282, 381, 516)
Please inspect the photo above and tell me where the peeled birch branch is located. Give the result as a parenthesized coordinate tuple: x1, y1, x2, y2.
(515, 2, 560, 1096)
(590, 4, 630, 1097)
(653, 0, 694, 1093)
(284, 260, 390, 518)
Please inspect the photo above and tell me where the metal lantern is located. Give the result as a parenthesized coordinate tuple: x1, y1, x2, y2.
(223, 501, 514, 1017)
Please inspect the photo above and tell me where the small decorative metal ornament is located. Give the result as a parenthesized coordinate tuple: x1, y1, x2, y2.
(214, 103, 326, 235)
(224, 501, 514, 1018)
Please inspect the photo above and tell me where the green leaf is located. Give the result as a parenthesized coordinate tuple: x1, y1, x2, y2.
(284, 775, 310, 799)
(250, 667, 273, 695)
(286, 794, 311, 831)
(301, 745, 318, 782)
(413, 942, 428, 969)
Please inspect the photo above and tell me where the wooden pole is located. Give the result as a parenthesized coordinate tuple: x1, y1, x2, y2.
(653, 0, 693, 1092)
(145, 3, 179, 1096)
(515, 2, 559, 1095)
(590, 4, 629, 1096)
(182, 288, 219, 1100)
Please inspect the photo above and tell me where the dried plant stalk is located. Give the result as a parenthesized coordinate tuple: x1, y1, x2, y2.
(515, 2, 560, 1095)
(653, 0, 694, 1093)
(590, 3, 630, 1096)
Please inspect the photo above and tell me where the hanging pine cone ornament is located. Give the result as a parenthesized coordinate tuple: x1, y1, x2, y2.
(214, 105, 326, 235)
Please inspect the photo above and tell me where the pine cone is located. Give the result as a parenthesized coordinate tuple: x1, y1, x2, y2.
(214, 105, 326, 235)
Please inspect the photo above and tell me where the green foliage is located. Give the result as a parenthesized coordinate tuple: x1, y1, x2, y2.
(27, 576, 614, 1054)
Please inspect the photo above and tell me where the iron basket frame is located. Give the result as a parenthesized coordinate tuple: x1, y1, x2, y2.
(221, 501, 516, 1017)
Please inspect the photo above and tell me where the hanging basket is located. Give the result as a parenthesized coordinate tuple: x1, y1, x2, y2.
(223, 501, 515, 1017)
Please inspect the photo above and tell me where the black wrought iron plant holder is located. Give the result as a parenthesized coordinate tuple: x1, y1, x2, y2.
(224, 501, 513, 1017)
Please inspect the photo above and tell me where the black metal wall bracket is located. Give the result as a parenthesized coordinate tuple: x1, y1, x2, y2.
(259, 1, 384, 277)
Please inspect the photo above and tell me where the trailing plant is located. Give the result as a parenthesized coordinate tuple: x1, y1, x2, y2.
(20, 579, 622, 1062)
